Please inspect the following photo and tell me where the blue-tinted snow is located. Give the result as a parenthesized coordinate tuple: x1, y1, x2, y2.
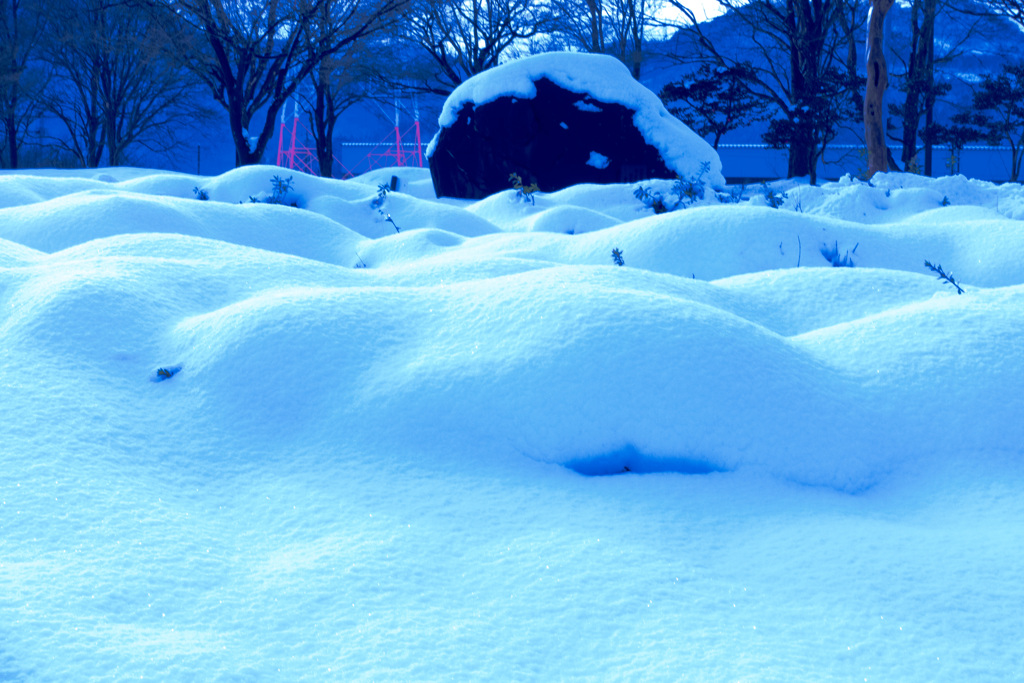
(1, 166, 1022, 680)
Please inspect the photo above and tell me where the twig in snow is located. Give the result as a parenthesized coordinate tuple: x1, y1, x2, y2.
(924, 260, 964, 294)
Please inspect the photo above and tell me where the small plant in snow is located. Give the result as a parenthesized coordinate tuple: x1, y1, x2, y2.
(371, 178, 402, 232)
(371, 182, 390, 209)
(152, 366, 181, 382)
(635, 163, 713, 214)
(941, 195, 951, 206)
(672, 161, 711, 207)
(820, 241, 857, 267)
(924, 260, 964, 294)
(761, 183, 787, 209)
(267, 175, 295, 205)
(509, 172, 539, 205)
(611, 248, 625, 266)
(192, 186, 209, 201)
(633, 184, 668, 213)
(248, 175, 298, 206)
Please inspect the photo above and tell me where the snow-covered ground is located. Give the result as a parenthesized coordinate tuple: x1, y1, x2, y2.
(1, 165, 1022, 681)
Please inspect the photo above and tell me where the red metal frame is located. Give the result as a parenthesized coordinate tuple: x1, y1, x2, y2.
(363, 97, 423, 172)
(275, 100, 319, 175)
(275, 97, 424, 178)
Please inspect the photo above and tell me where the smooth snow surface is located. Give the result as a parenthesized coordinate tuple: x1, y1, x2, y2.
(428, 52, 725, 186)
(2, 166, 1023, 681)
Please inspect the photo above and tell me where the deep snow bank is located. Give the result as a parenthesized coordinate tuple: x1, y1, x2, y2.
(3, 164, 1023, 491)
(2, 166, 1024, 681)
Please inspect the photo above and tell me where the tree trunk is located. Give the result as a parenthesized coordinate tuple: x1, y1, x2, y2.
(105, 110, 121, 166)
(319, 132, 335, 179)
(837, 0, 862, 115)
(887, 146, 902, 171)
(1011, 139, 1021, 181)
(900, 89, 921, 171)
(900, 0, 922, 170)
(229, 97, 261, 166)
(864, 0, 894, 178)
(313, 83, 335, 178)
(789, 135, 816, 181)
(785, 0, 817, 183)
(899, 0, 938, 173)
(922, 0, 936, 175)
(584, 0, 603, 52)
(3, 112, 17, 168)
(88, 72, 105, 167)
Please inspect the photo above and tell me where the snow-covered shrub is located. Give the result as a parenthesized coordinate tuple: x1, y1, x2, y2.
(672, 161, 711, 206)
(761, 183, 787, 209)
(634, 162, 713, 214)
(633, 184, 668, 213)
(248, 175, 299, 207)
(193, 187, 209, 201)
(267, 175, 295, 205)
(716, 185, 746, 204)
(611, 248, 625, 266)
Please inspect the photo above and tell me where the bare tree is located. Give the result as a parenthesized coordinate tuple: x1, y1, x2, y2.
(99, 20, 204, 165)
(1, 0, 47, 168)
(38, 0, 204, 167)
(300, 25, 393, 176)
(890, 0, 939, 173)
(39, 0, 106, 166)
(887, 0, 998, 175)
(977, 0, 1024, 24)
(402, 0, 553, 94)
(549, 0, 605, 52)
(606, 0, 659, 78)
(835, 0, 866, 113)
(144, 0, 406, 166)
(664, 0, 856, 182)
(547, 0, 659, 77)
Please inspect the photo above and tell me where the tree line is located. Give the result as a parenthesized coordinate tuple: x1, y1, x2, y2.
(2, 0, 1024, 180)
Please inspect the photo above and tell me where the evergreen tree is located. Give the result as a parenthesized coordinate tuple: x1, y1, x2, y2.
(660, 62, 767, 149)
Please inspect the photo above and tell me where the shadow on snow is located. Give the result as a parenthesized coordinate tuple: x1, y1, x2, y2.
(563, 444, 726, 477)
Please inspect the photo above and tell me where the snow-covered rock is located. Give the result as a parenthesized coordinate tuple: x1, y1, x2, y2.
(427, 52, 724, 198)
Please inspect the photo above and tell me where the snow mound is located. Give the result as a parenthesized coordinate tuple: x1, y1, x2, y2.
(2, 166, 1024, 681)
(785, 171, 1024, 222)
(0, 189, 366, 263)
